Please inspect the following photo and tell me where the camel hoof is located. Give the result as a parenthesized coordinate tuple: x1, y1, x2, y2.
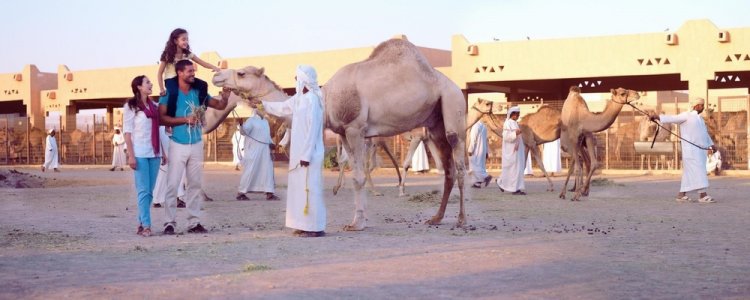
(559, 193, 566, 199)
(370, 191, 384, 197)
(425, 217, 443, 225)
(332, 188, 339, 195)
(343, 224, 365, 231)
(398, 192, 409, 197)
(457, 217, 466, 227)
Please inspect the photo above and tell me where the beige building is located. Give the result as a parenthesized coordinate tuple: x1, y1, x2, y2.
(1, 19, 748, 168)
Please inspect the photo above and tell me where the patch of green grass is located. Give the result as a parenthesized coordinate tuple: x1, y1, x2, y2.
(242, 263, 272, 272)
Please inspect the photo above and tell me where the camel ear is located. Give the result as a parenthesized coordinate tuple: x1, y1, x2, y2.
(610, 88, 616, 94)
(255, 67, 265, 76)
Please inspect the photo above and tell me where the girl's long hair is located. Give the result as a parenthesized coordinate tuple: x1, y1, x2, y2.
(127, 75, 147, 112)
(159, 28, 191, 63)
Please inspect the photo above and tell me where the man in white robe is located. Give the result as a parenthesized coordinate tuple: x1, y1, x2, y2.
(706, 148, 722, 175)
(497, 106, 526, 195)
(468, 120, 492, 187)
(42, 129, 59, 172)
(236, 109, 279, 201)
(231, 124, 245, 171)
(110, 127, 127, 171)
(542, 139, 562, 175)
(261, 64, 326, 237)
(411, 141, 430, 173)
(650, 97, 716, 203)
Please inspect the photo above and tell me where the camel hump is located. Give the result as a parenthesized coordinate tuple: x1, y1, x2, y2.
(368, 38, 421, 62)
(569, 86, 581, 93)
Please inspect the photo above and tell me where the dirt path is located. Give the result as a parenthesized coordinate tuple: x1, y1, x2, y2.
(1, 165, 749, 299)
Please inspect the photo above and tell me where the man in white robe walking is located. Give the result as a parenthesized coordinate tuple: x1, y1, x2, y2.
(42, 129, 59, 172)
(236, 108, 279, 201)
(469, 120, 492, 188)
(231, 124, 245, 171)
(110, 126, 127, 171)
(497, 106, 526, 195)
(260, 64, 326, 237)
(650, 97, 716, 203)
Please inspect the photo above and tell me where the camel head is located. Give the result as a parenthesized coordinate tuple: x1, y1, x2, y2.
(466, 98, 495, 129)
(204, 66, 288, 134)
(610, 88, 640, 104)
(212, 66, 283, 102)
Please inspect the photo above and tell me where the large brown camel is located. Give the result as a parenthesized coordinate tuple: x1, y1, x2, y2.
(205, 38, 468, 230)
(559, 86, 640, 201)
(465, 98, 597, 193)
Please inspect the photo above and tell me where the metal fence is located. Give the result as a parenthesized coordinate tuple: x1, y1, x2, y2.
(2, 97, 748, 170)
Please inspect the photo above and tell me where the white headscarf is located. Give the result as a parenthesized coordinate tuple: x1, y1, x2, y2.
(294, 64, 323, 108)
(508, 106, 521, 115)
(691, 97, 705, 107)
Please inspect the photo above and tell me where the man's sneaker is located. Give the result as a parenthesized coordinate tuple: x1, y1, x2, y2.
(163, 224, 175, 235)
(177, 198, 186, 208)
(187, 224, 208, 234)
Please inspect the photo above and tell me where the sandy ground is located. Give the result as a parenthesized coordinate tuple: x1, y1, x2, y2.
(1, 164, 749, 299)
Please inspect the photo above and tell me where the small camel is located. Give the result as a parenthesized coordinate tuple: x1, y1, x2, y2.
(559, 86, 640, 201)
(466, 98, 597, 193)
(206, 38, 468, 230)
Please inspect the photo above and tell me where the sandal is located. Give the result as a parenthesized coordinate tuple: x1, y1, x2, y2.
(471, 183, 482, 189)
(136, 225, 144, 235)
(512, 191, 527, 195)
(675, 195, 692, 202)
(483, 175, 493, 187)
(140, 228, 152, 237)
(236, 193, 250, 201)
(266, 194, 281, 201)
(698, 195, 716, 203)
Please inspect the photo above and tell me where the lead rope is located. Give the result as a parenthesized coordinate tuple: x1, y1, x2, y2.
(304, 166, 310, 216)
(619, 101, 712, 151)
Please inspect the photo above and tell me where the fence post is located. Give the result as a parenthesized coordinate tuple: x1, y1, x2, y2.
(26, 117, 30, 164)
(605, 130, 609, 169)
(214, 130, 218, 162)
(93, 114, 97, 164)
(4, 116, 8, 164)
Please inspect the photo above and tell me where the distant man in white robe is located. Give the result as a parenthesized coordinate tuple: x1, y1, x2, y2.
(468, 120, 492, 188)
(497, 106, 526, 195)
(110, 126, 127, 171)
(231, 124, 245, 171)
(650, 97, 716, 203)
(542, 139, 562, 176)
(411, 140, 430, 173)
(42, 129, 59, 172)
(706, 148, 722, 176)
(260, 64, 326, 238)
(236, 108, 279, 201)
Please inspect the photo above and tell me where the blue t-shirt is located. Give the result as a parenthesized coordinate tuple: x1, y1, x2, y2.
(158, 89, 207, 145)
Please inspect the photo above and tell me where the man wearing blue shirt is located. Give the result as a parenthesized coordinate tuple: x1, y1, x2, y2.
(159, 60, 229, 234)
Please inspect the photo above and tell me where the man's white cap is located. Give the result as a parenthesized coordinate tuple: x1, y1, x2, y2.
(47, 128, 55, 134)
(691, 97, 705, 106)
(508, 106, 521, 114)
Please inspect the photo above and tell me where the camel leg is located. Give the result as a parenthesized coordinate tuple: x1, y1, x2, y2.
(425, 138, 444, 172)
(398, 137, 421, 197)
(342, 128, 368, 231)
(365, 141, 383, 196)
(580, 134, 598, 197)
(379, 140, 403, 192)
(332, 135, 346, 195)
(529, 144, 553, 192)
(560, 140, 581, 200)
(428, 88, 467, 227)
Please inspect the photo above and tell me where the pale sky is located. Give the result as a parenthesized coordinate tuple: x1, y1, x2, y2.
(1, 0, 748, 73)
